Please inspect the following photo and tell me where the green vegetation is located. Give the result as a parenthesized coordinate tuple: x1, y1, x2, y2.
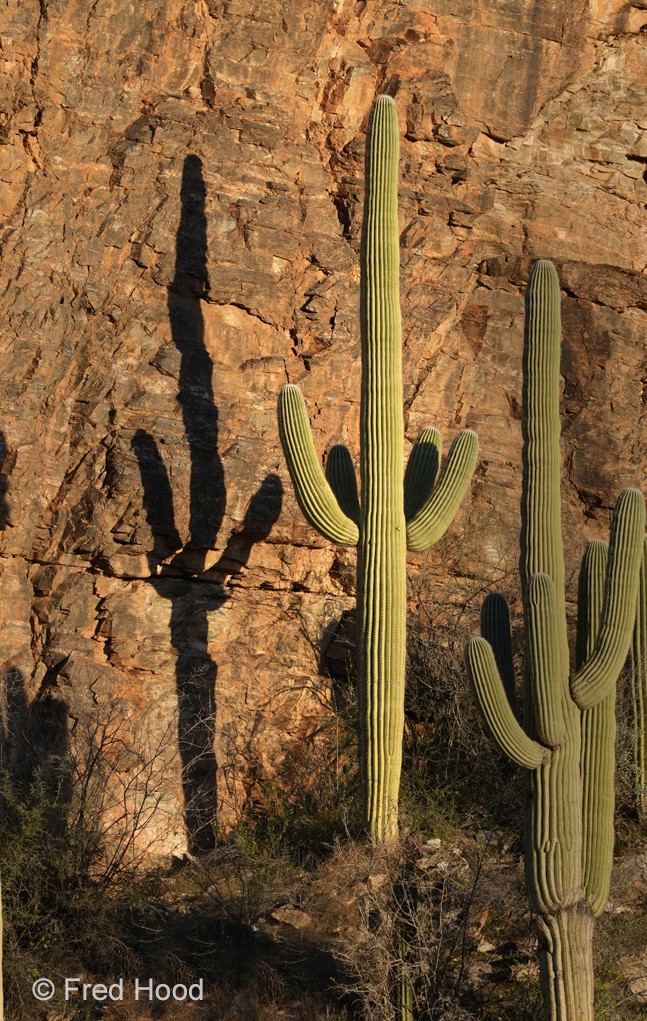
(1, 609, 645, 1021)
(466, 260, 645, 1021)
(278, 95, 477, 842)
(629, 538, 647, 821)
(1, 99, 645, 1021)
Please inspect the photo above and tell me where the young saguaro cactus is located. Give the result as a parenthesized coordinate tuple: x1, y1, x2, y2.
(278, 96, 478, 842)
(466, 260, 645, 1021)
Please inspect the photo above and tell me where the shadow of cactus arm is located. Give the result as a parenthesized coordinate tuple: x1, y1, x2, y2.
(131, 429, 182, 567)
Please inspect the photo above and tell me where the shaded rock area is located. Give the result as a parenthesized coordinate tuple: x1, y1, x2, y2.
(0, 0, 646, 844)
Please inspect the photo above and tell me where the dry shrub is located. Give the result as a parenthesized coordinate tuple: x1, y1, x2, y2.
(322, 838, 483, 1021)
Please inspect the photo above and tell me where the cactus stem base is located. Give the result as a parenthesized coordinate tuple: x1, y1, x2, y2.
(536, 907, 595, 1021)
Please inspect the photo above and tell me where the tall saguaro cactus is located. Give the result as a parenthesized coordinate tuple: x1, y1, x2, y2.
(278, 96, 478, 842)
(466, 260, 645, 1021)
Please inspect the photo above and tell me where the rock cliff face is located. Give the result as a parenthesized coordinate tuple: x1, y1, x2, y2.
(0, 0, 645, 849)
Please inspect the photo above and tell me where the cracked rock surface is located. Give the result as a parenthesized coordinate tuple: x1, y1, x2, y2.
(0, 0, 645, 845)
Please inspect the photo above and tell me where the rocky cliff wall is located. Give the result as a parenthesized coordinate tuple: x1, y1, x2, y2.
(0, 0, 645, 849)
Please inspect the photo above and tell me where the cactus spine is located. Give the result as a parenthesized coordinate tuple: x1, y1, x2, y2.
(629, 538, 647, 819)
(278, 96, 478, 842)
(466, 260, 645, 1021)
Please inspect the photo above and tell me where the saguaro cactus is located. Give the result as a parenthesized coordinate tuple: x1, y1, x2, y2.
(278, 96, 478, 842)
(465, 260, 645, 1021)
(629, 538, 647, 820)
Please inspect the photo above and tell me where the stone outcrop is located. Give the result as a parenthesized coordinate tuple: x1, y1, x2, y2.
(0, 0, 645, 847)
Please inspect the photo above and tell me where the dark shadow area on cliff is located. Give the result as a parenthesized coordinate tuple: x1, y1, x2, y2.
(0, 433, 25, 774)
(0, 429, 10, 529)
(132, 155, 281, 854)
(0, 429, 70, 786)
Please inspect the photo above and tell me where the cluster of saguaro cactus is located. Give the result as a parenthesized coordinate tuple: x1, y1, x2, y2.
(278, 96, 478, 842)
(465, 261, 645, 1021)
(629, 539, 647, 820)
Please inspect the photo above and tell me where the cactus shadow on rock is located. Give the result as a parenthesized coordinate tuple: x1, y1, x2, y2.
(1, 655, 70, 794)
(0, 430, 69, 785)
(132, 155, 282, 854)
(0, 433, 22, 774)
(0, 431, 9, 531)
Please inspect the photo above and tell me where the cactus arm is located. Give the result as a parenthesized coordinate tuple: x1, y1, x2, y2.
(576, 540, 614, 916)
(278, 384, 359, 546)
(405, 429, 478, 552)
(466, 637, 548, 769)
(527, 573, 566, 748)
(629, 537, 647, 819)
(357, 95, 408, 841)
(325, 443, 361, 524)
(403, 428, 441, 520)
(576, 542, 608, 668)
(480, 592, 518, 717)
(570, 488, 645, 710)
